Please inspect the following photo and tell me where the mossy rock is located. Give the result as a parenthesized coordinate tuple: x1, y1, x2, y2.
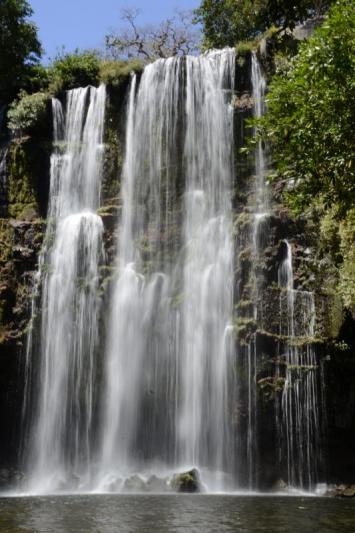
(7, 140, 50, 219)
(171, 468, 200, 493)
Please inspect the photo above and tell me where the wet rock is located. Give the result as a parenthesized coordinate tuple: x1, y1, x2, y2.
(123, 474, 146, 492)
(57, 472, 80, 491)
(106, 477, 123, 492)
(0, 467, 24, 489)
(292, 16, 325, 41)
(146, 475, 169, 492)
(271, 478, 288, 491)
(326, 484, 355, 498)
(12, 244, 33, 260)
(171, 468, 200, 493)
(233, 93, 254, 110)
(340, 485, 355, 498)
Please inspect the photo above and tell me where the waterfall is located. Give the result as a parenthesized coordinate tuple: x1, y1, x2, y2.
(17, 50, 324, 496)
(98, 61, 183, 485)
(98, 50, 236, 491)
(241, 53, 269, 488)
(278, 240, 321, 488)
(23, 85, 106, 493)
(180, 51, 235, 485)
(251, 52, 267, 219)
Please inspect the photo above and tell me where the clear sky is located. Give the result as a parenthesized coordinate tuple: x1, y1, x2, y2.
(30, 0, 199, 61)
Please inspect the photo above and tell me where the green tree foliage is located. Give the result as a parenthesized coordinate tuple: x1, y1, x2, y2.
(49, 50, 101, 92)
(0, 0, 42, 103)
(195, 0, 266, 47)
(7, 90, 49, 137)
(195, 0, 332, 49)
(265, 0, 331, 29)
(262, 0, 354, 214)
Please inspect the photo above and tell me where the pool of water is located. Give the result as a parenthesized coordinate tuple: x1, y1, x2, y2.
(0, 494, 354, 532)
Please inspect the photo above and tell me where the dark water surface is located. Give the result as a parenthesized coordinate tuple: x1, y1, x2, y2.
(0, 494, 354, 533)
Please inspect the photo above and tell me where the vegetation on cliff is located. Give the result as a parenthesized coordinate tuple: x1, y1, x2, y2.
(259, 0, 355, 313)
(261, 0, 354, 214)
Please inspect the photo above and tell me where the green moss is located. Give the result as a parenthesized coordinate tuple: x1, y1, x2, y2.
(0, 221, 14, 334)
(171, 469, 200, 493)
(7, 142, 41, 219)
(0, 220, 14, 264)
(258, 376, 285, 401)
(316, 205, 355, 322)
(101, 129, 122, 203)
(234, 211, 252, 230)
(238, 247, 252, 262)
(339, 209, 355, 314)
(236, 299, 253, 310)
(234, 316, 257, 340)
(236, 40, 256, 56)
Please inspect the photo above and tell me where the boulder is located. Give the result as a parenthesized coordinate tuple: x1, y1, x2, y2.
(271, 478, 288, 492)
(171, 468, 200, 493)
(146, 474, 169, 492)
(340, 485, 355, 498)
(122, 474, 146, 492)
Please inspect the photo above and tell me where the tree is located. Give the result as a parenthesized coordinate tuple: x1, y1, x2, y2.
(265, 0, 331, 29)
(260, 0, 355, 214)
(195, 0, 266, 48)
(49, 50, 101, 92)
(0, 0, 42, 104)
(105, 9, 200, 60)
(195, 0, 332, 49)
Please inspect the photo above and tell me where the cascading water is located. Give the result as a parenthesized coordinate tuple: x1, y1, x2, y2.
(17, 50, 325, 497)
(241, 52, 269, 488)
(251, 52, 268, 222)
(23, 85, 106, 493)
(97, 62, 183, 487)
(277, 240, 321, 489)
(98, 50, 236, 491)
(180, 51, 235, 486)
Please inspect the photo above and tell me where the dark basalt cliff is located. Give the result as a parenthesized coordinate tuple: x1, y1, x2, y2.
(0, 50, 354, 489)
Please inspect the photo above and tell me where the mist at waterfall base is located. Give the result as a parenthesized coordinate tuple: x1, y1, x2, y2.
(17, 50, 324, 496)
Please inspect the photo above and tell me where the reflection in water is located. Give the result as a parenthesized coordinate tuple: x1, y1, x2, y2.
(0, 495, 355, 533)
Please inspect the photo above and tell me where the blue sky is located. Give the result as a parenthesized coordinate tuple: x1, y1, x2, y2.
(30, 0, 199, 61)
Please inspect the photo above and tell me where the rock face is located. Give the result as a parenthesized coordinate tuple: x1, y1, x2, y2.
(0, 52, 354, 489)
(0, 140, 48, 469)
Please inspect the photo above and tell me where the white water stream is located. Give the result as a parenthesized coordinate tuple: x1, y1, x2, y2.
(98, 50, 236, 491)
(278, 240, 321, 488)
(23, 86, 106, 493)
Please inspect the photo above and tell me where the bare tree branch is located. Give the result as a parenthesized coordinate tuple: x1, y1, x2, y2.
(105, 8, 200, 61)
